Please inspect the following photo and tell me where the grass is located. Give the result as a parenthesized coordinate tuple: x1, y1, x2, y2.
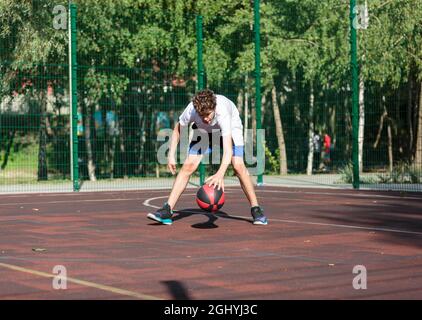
(0, 136, 39, 184)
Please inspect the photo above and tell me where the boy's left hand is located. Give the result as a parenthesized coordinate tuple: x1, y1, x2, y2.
(205, 172, 225, 191)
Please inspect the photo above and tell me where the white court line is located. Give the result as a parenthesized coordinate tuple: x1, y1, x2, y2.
(0, 262, 162, 300)
(143, 194, 422, 236)
(257, 218, 422, 236)
(251, 189, 422, 201)
(0, 188, 190, 199)
(143, 194, 197, 210)
(1, 187, 420, 206)
(2, 188, 421, 236)
(0, 198, 146, 207)
(0, 191, 235, 207)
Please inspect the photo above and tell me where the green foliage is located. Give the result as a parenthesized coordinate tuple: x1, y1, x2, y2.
(339, 162, 353, 184)
(2, 0, 422, 94)
(0, 133, 38, 182)
(338, 162, 378, 184)
(378, 161, 422, 184)
(360, 0, 422, 86)
(1, 0, 422, 186)
(265, 145, 279, 174)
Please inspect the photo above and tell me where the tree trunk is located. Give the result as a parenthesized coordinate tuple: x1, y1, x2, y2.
(110, 135, 116, 179)
(271, 85, 288, 175)
(387, 122, 393, 173)
(413, 83, 419, 156)
(107, 110, 117, 179)
(415, 82, 422, 168)
(1, 130, 16, 171)
(271, 84, 287, 175)
(137, 107, 147, 175)
(382, 94, 393, 173)
(237, 89, 243, 117)
(306, 82, 315, 176)
(292, 72, 302, 170)
(373, 94, 393, 172)
(407, 71, 414, 157)
(358, 74, 365, 173)
(329, 86, 336, 156)
(37, 92, 48, 181)
(84, 104, 96, 181)
(344, 90, 352, 157)
(118, 117, 128, 179)
(244, 85, 249, 144)
(373, 104, 388, 149)
(252, 98, 256, 147)
(104, 124, 109, 177)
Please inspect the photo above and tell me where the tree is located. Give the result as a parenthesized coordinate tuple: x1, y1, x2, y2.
(361, 0, 422, 169)
(0, 0, 67, 180)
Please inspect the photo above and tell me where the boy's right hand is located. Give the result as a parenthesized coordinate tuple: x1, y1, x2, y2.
(168, 156, 177, 175)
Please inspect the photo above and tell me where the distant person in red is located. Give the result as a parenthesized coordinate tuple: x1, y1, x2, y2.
(321, 133, 332, 171)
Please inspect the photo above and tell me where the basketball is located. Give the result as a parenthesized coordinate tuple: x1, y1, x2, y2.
(196, 184, 225, 212)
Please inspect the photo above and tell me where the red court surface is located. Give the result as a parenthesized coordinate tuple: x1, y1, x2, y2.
(0, 186, 421, 300)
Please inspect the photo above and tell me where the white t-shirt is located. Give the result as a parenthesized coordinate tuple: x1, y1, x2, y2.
(179, 94, 244, 146)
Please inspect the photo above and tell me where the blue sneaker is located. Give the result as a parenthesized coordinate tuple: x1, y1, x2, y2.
(251, 206, 268, 225)
(147, 203, 173, 225)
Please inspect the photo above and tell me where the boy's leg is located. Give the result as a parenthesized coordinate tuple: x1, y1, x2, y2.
(232, 156, 259, 207)
(319, 151, 326, 170)
(232, 156, 268, 225)
(147, 154, 202, 225)
(167, 154, 203, 209)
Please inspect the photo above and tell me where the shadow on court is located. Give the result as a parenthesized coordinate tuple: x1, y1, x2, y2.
(148, 208, 252, 229)
(162, 280, 191, 300)
(310, 200, 422, 248)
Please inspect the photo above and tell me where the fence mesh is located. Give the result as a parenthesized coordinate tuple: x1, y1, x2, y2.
(1, 0, 421, 193)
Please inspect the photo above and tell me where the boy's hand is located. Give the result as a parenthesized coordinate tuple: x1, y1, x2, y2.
(205, 172, 225, 191)
(168, 156, 177, 175)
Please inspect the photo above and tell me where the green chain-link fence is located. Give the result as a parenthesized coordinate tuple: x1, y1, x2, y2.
(1, 0, 421, 193)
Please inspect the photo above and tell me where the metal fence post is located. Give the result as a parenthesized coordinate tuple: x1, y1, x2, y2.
(254, 0, 264, 186)
(69, 3, 80, 191)
(196, 15, 206, 186)
(350, 0, 360, 189)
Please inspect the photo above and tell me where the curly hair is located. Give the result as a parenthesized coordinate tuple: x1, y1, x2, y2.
(192, 89, 216, 116)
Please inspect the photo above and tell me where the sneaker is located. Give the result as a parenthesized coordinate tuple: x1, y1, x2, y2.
(251, 206, 268, 225)
(147, 203, 173, 225)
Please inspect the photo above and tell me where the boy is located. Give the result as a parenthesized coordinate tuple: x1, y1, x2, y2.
(147, 89, 268, 226)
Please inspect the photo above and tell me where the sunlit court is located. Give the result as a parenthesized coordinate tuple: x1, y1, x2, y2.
(0, 186, 421, 299)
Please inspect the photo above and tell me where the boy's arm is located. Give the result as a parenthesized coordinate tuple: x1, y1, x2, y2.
(168, 122, 181, 175)
(205, 135, 232, 191)
(169, 102, 193, 174)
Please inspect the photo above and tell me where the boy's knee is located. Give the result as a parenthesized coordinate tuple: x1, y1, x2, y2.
(233, 161, 247, 176)
(181, 162, 198, 175)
